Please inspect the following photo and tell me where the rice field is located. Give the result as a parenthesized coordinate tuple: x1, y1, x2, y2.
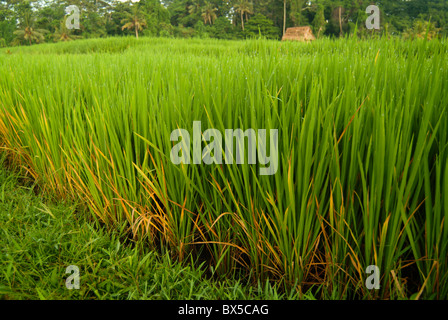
(1, 37, 447, 299)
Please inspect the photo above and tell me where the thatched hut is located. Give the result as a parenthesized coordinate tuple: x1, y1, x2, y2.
(282, 27, 316, 42)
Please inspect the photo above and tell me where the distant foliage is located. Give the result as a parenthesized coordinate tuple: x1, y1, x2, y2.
(403, 20, 442, 40)
(0, 0, 446, 47)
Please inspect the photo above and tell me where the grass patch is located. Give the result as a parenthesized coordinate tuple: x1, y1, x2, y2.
(0, 154, 311, 300)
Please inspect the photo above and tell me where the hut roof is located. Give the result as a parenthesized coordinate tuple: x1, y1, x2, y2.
(282, 26, 316, 42)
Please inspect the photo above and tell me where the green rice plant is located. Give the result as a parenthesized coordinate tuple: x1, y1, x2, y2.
(0, 36, 447, 299)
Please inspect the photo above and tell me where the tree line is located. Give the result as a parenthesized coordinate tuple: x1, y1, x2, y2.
(0, 0, 446, 47)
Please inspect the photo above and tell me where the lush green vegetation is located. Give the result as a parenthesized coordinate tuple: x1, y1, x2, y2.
(0, 0, 446, 47)
(1, 36, 447, 299)
(1, 153, 309, 300)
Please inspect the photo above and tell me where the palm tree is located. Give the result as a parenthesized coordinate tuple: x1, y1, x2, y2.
(13, 13, 48, 46)
(121, 6, 147, 39)
(283, 0, 287, 36)
(54, 20, 82, 42)
(188, 0, 201, 15)
(201, 2, 218, 25)
(234, 0, 253, 31)
(311, 4, 326, 38)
